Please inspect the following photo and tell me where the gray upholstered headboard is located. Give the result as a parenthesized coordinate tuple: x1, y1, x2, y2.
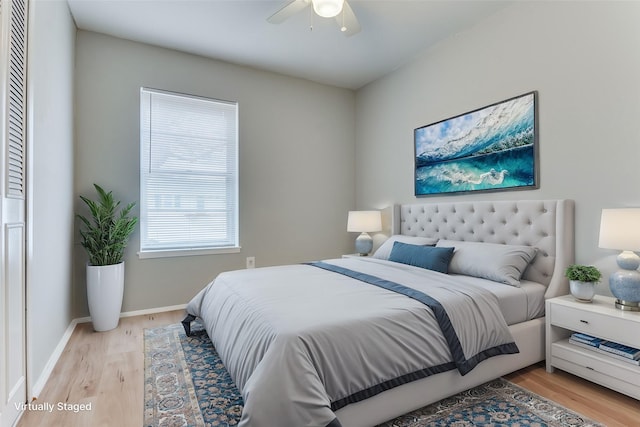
(391, 199, 575, 298)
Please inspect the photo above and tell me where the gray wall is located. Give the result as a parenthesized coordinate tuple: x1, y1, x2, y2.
(355, 1, 640, 295)
(27, 0, 76, 392)
(74, 31, 356, 315)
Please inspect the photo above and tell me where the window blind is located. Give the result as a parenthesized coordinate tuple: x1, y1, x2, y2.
(140, 88, 238, 254)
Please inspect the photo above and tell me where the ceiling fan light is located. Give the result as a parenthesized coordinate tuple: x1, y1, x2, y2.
(312, 0, 344, 18)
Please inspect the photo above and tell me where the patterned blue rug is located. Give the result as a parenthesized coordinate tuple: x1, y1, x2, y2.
(144, 322, 604, 427)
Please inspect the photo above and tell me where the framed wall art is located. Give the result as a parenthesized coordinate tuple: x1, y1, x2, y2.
(414, 91, 538, 197)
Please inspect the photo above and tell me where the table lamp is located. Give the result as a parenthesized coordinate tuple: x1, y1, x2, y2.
(347, 210, 382, 256)
(598, 208, 640, 311)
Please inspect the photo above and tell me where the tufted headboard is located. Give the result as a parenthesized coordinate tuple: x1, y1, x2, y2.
(391, 200, 575, 298)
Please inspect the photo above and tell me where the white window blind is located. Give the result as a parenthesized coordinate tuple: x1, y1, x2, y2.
(140, 88, 239, 256)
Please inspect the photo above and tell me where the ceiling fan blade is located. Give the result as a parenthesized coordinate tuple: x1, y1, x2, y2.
(336, 1, 360, 36)
(267, 0, 311, 24)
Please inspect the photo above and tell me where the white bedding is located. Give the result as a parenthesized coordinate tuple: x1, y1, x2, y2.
(445, 274, 546, 324)
(186, 256, 522, 427)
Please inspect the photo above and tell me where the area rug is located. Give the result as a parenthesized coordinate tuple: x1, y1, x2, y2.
(144, 322, 604, 427)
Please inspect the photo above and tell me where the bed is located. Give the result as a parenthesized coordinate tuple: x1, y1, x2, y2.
(185, 199, 575, 427)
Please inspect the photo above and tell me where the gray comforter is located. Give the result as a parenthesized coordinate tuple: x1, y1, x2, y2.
(186, 257, 518, 427)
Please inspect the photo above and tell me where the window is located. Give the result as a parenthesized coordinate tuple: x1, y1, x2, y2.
(139, 88, 239, 258)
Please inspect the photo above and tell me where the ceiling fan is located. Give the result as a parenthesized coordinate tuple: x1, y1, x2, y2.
(267, 0, 361, 37)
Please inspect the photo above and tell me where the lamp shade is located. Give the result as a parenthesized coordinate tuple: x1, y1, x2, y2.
(347, 210, 382, 233)
(599, 208, 640, 251)
(312, 0, 344, 18)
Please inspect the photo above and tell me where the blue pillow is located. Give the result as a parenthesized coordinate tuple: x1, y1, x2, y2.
(388, 241, 454, 274)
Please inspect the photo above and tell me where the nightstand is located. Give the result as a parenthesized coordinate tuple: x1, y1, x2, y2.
(546, 294, 640, 400)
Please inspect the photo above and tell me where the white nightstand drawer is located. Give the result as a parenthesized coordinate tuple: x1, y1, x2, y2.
(552, 357, 640, 400)
(551, 341, 640, 386)
(549, 303, 640, 348)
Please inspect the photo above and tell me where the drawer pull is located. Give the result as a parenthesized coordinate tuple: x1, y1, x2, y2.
(586, 366, 594, 371)
(579, 319, 589, 324)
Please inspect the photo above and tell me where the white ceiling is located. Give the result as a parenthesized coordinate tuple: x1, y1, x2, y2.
(66, 0, 513, 90)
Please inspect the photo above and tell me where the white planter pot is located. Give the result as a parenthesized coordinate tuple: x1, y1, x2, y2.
(87, 262, 125, 331)
(570, 280, 596, 303)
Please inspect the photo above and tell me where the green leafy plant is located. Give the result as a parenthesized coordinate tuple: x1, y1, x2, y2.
(564, 264, 602, 283)
(77, 184, 138, 266)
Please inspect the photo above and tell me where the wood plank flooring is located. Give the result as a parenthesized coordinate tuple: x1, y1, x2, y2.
(505, 364, 640, 427)
(17, 310, 640, 426)
(17, 311, 184, 427)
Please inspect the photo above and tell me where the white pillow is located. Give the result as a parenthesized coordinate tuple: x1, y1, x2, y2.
(372, 235, 438, 260)
(436, 239, 537, 287)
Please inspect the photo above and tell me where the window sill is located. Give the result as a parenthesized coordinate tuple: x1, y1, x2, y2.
(138, 246, 241, 259)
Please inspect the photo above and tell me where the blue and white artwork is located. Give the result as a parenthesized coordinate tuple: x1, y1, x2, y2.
(414, 92, 537, 196)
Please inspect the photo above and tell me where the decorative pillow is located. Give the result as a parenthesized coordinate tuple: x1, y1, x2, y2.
(372, 235, 439, 260)
(388, 242, 454, 274)
(435, 239, 537, 287)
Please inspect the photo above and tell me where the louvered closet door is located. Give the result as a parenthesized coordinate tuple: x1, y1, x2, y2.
(0, 0, 28, 426)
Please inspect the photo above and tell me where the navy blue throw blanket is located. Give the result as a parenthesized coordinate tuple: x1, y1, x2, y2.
(307, 261, 519, 378)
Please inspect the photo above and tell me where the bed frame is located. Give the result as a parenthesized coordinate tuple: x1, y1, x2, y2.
(335, 199, 575, 427)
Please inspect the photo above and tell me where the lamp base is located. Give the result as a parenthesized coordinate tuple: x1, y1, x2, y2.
(354, 232, 373, 256)
(614, 299, 640, 311)
(609, 251, 640, 311)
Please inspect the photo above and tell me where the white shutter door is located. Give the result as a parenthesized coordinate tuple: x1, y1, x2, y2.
(0, 0, 28, 425)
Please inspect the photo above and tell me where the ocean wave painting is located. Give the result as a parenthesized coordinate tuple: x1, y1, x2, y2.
(414, 92, 537, 196)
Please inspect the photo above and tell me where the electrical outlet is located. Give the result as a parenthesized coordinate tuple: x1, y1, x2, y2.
(246, 257, 255, 269)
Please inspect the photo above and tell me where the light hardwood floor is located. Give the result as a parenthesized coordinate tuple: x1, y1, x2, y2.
(17, 310, 640, 427)
(505, 365, 640, 427)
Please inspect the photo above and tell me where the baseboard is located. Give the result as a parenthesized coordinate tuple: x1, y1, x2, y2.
(123, 303, 187, 318)
(73, 303, 187, 324)
(29, 303, 188, 399)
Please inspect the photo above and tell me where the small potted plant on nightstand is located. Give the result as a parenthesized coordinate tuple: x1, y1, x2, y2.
(565, 264, 602, 302)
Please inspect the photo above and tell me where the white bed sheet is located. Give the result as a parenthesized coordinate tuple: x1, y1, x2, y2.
(444, 274, 546, 325)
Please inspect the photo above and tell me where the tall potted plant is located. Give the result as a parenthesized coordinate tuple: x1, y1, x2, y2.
(77, 184, 138, 331)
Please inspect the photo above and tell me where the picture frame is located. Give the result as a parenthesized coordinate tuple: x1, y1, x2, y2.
(414, 91, 538, 197)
